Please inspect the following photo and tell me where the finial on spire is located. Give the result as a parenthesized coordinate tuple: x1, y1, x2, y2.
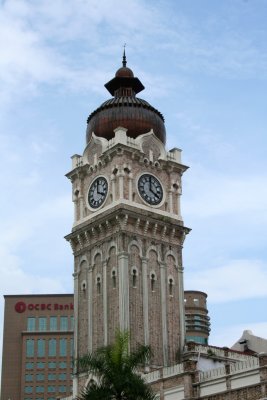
(122, 44, 127, 67)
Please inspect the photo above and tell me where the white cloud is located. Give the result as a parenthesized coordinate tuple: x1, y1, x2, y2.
(183, 171, 267, 218)
(185, 259, 267, 303)
(210, 322, 267, 348)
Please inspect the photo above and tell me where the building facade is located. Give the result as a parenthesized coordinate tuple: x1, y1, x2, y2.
(1, 294, 74, 400)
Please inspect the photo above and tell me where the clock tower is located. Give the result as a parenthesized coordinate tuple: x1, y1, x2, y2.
(65, 53, 190, 394)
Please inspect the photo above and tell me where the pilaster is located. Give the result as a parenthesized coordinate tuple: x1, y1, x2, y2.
(118, 252, 129, 331)
(141, 257, 149, 347)
(160, 262, 168, 366)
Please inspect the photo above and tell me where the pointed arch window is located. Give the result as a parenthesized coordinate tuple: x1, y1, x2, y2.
(112, 270, 116, 289)
(168, 277, 174, 296)
(132, 268, 137, 288)
(151, 273, 156, 292)
(96, 276, 101, 294)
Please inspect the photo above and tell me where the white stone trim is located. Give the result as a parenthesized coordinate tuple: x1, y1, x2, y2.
(91, 249, 103, 265)
(128, 240, 142, 255)
(164, 250, 178, 267)
(73, 199, 183, 228)
(146, 245, 161, 261)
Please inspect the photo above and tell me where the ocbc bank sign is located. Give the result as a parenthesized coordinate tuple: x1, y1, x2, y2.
(14, 301, 74, 313)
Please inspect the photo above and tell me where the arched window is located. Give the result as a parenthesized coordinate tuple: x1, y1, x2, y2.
(112, 270, 116, 289)
(169, 278, 174, 296)
(97, 276, 101, 294)
(132, 269, 137, 288)
(151, 273, 156, 292)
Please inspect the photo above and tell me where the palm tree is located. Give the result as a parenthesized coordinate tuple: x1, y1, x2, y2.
(76, 331, 155, 400)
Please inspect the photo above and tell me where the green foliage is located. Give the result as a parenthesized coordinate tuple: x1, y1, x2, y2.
(76, 330, 155, 400)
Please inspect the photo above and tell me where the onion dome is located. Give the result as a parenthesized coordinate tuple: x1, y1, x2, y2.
(86, 50, 166, 144)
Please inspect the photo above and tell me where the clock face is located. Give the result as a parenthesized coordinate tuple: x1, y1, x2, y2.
(88, 177, 108, 209)
(138, 174, 163, 205)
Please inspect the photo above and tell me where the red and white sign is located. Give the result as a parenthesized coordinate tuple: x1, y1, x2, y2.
(14, 301, 73, 313)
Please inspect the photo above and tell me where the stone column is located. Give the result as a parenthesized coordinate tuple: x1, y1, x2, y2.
(168, 189, 173, 214)
(73, 271, 79, 397)
(160, 262, 168, 366)
(88, 266, 93, 352)
(73, 198, 78, 223)
(176, 188, 182, 219)
(128, 173, 133, 202)
(142, 257, 149, 347)
(103, 260, 108, 345)
(79, 194, 84, 220)
(111, 174, 116, 202)
(118, 252, 129, 331)
(178, 264, 185, 350)
(259, 353, 267, 397)
(118, 170, 125, 200)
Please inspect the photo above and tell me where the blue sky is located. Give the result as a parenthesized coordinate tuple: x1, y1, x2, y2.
(0, 0, 267, 369)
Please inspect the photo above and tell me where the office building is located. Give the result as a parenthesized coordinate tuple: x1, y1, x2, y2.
(1, 294, 73, 400)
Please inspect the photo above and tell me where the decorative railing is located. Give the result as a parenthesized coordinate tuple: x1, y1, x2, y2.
(143, 369, 161, 383)
(199, 358, 260, 382)
(163, 363, 184, 377)
(194, 345, 257, 362)
(230, 358, 259, 373)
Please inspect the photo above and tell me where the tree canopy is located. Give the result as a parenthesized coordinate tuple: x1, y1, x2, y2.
(77, 331, 155, 400)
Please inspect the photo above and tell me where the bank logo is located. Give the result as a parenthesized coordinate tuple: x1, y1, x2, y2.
(15, 301, 27, 313)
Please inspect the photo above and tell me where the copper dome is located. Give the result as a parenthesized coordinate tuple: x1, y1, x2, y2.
(86, 52, 166, 144)
(115, 66, 134, 78)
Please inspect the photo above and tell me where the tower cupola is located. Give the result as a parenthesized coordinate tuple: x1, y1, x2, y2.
(86, 52, 166, 144)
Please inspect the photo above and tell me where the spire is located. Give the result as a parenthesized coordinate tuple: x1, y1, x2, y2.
(122, 44, 127, 67)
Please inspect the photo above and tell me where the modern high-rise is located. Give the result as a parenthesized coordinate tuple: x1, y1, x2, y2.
(1, 294, 74, 400)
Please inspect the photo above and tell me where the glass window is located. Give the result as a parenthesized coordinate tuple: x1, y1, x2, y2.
(60, 316, 68, 331)
(24, 387, 33, 394)
(47, 386, 56, 393)
(38, 317, 47, 331)
(186, 336, 208, 345)
(49, 339, 56, 357)
(36, 362, 45, 369)
(59, 338, 67, 356)
(59, 373, 66, 381)
(36, 373, 44, 381)
(50, 316, 57, 331)
(36, 386, 44, 393)
(70, 316, 74, 330)
(26, 362, 34, 370)
(27, 317, 36, 331)
(48, 361, 57, 369)
(26, 339, 34, 357)
(37, 339, 45, 357)
(36, 398, 44, 400)
(25, 374, 33, 382)
(48, 398, 56, 400)
(58, 385, 66, 392)
(59, 361, 66, 369)
(193, 298, 199, 306)
(48, 373, 56, 381)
